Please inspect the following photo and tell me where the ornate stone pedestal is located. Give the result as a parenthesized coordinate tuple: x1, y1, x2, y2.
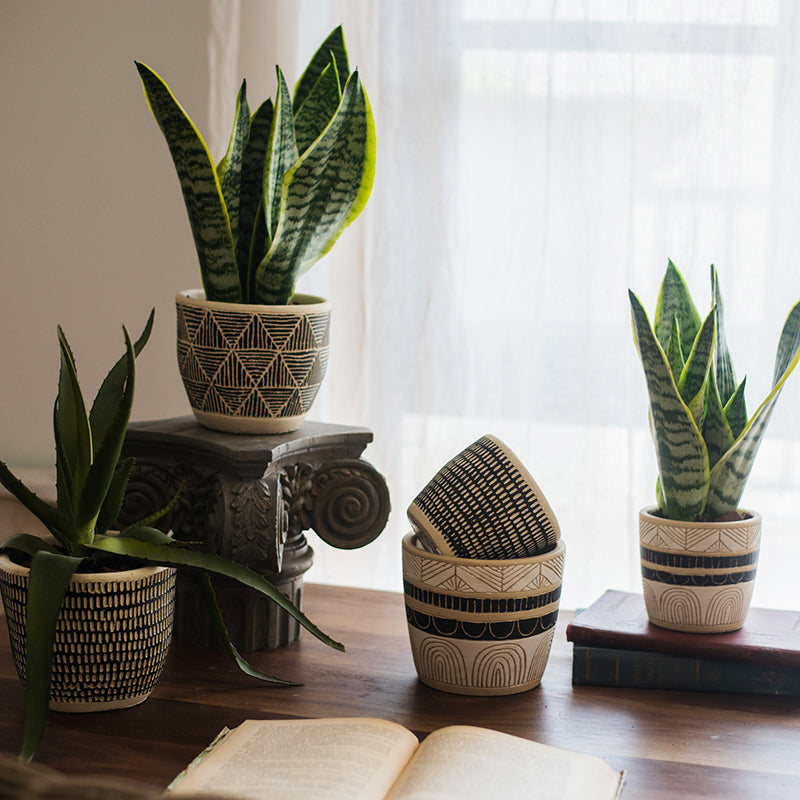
(118, 417, 390, 650)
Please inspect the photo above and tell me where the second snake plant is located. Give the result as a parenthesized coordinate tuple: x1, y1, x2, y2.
(630, 261, 800, 522)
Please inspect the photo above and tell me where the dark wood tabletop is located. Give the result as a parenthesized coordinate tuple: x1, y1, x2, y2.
(2, 583, 799, 799)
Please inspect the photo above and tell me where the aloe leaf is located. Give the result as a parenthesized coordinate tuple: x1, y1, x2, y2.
(20, 550, 83, 761)
(135, 61, 240, 303)
(0, 533, 63, 559)
(87, 534, 345, 652)
(237, 99, 273, 300)
(294, 60, 341, 155)
(216, 80, 251, 254)
(294, 25, 349, 112)
(710, 265, 738, 405)
(703, 371, 734, 470)
(630, 290, 709, 520)
(254, 71, 376, 305)
(654, 261, 701, 352)
(264, 67, 299, 241)
(0, 462, 72, 543)
(95, 458, 134, 536)
(677, 307, 715, 426)
(664, 316, 685, 378)
(75, 329, 136, 538)
(89, 310, 153, 455)
(706, 307, 800, 519)
(723, 377, 748, 440)
(191, 571, 300, 686)
(55, 326, 92, 512)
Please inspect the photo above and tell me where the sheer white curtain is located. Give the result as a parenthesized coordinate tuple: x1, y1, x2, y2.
(219, 0, 800, 611)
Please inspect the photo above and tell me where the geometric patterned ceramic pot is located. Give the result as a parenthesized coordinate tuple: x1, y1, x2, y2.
(401, 532, 565, 695)
(639, 508, 761, 634)
(176, 289, 331, 435)
(0, 554, 176, 712)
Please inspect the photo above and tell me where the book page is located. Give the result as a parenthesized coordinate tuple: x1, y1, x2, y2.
(385, 726, 623, 800)
(170, 718, 419, 800)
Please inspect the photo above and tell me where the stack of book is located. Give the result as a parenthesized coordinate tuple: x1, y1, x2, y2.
(566, 590, 800, 696)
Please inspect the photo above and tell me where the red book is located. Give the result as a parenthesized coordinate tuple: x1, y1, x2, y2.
(566, 590, 800, 668)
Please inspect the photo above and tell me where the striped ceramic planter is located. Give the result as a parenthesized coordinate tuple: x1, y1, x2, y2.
(402, 532, 565, 695)
(0, 554, 176, 711)
(639, 508, 761, 634)
(176, 289, 331, 434)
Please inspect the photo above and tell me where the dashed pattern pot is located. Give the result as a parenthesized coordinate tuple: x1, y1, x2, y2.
(639, 508, 761, 634)
(0, 554, 176, 711)
(176, 289, 331, 434)
(402, 533, 565, 695)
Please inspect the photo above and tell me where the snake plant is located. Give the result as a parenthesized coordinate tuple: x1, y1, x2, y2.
(0, 312, 343, 761)
(136, 25, 376, 306)
(630, 261, 800, 522)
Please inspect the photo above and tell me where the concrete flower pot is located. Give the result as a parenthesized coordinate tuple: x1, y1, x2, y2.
(639, 507, 761, 633)
(176, 289, 331, 434)
(401, 532, 565, 695)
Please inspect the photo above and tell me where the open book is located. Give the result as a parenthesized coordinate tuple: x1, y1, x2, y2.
(169, 718, 625, 800)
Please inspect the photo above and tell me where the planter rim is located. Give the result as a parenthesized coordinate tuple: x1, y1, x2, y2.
(639, 507, 761, 527)
(177, 288, 330, 314)
(402, 531, 564, 567)
(0, 552, 173, 583)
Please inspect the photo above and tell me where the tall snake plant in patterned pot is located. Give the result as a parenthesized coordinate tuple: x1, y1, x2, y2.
(137, 26, 376, 433)
(630, 262, 800, 633)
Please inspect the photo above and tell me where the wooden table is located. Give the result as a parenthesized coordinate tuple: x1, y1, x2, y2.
(2, 584, 799, 799)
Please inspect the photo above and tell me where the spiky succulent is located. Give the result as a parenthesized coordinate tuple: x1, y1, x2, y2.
(0, 312, 342, 760)
(629, 261, 800, 521)
(136, 25, 376, 306)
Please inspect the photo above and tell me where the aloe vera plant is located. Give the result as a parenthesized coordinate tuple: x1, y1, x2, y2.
(630, 261, 800, 522)
(0, 312, 343, 761)
(136, 25, 376, 306)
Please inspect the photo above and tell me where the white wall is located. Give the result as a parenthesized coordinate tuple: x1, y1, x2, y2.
(0, 1, 214, 469)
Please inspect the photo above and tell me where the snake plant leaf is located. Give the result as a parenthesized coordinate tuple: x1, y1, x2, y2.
(135, 61, 240, 303)
(191, 571, 300, 686)
(254, 70, 376, 305)
(710, 265, 738, 405)
(294, 60, 342, 155)
(216, 80, 251, 255)
(703, 371, 735, 471)
(237, 99, 274, 299)
(293, 25, 349, 113)
(55, 327, 92, 521)
(654, 260, 701, 351)
(724, 377, 748, 440)
(677, 307, 715, 427)
(74, 329, 136, 539)
(265, 67, 299, 241)
(705, 300, 800, 519)
(664, 316, 685, 378)
(630, 290, 709, 520)
(19, 550, 83, 761)
(87, 534, 345, 652)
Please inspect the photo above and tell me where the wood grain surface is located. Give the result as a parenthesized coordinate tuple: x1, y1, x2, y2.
(2, 583, 799, 799)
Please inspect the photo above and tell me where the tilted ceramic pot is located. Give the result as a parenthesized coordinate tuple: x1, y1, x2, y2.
(0, 554, 176, 711)
(639, 507, 761, 634)
(402, 532, 565, 695)
(176, 289, 331, 434)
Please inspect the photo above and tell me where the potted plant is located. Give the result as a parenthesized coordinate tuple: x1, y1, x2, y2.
(629, 261, 800, 633)
(0, 311, 343, 761)
(136, 26, 376, 434)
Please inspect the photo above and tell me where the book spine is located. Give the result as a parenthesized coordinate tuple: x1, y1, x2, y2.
(572, 645, 800, 696)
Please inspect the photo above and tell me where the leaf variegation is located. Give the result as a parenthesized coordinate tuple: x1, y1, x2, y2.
(706, 301, 800, 519)
(655, 260, 702, 351)
(711, 265, 738, 405)
(294, 60, 342, 155)
(703, 371, 734, 471)
(135, 61, 240, 303)
(293, 25, 349, 111)
(664, 316, 685, 378)
(676, 307, 715, 427)
(723, 377, 748, 440)
(255, 70, 376, 305)
(87, 534, 345, 652)
(630, 290, 709, 520)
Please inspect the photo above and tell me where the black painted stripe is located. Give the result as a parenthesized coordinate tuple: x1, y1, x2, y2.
(403, 581, 561, 614)
(640, 546, 759, 570)
(405, 607, 558, 640)
(641, 566, 758, 586)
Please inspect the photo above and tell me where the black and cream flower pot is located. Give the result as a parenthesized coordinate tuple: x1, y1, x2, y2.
(0, 554, 176, 711)
(639, 508, 761, 634)
(176, 289, 331, 435)
(401, 532, 565, 695)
